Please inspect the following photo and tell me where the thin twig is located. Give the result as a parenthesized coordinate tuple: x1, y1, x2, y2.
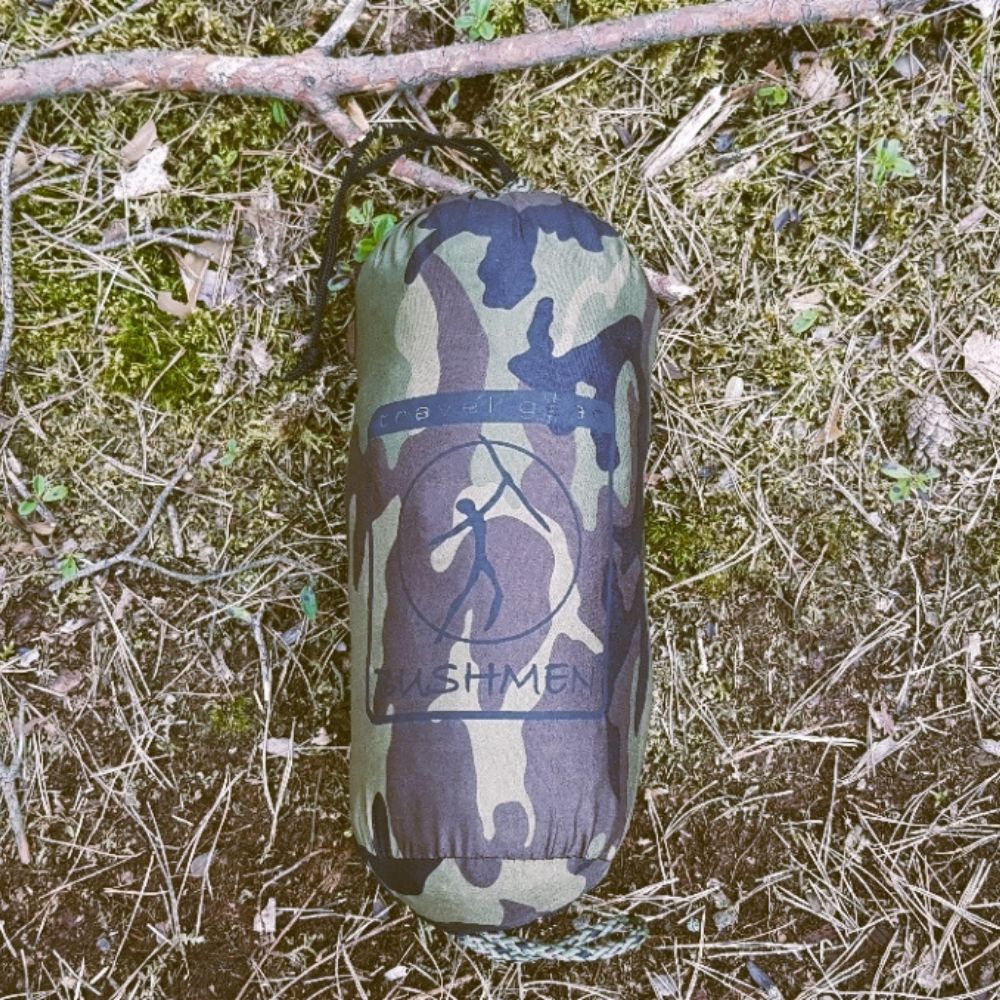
(0, 701, 31, 865)
(0, 103, 34, 394)
(313, 0, 368, 56)
(50, 449, 195, 589)
(43, 449, 294, 590)
(23, 215, 229, 257)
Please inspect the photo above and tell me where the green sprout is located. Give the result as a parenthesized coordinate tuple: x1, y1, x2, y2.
(791, 307, 824, 334)
(880, 462, 939, 504)
(18, 475, 68, 517)
(58, 555, 79, 582)
(210, 149, 239, 174)
(756, 84, 789, 108)
(346, 199, 398, 262)
(270, 100, 290, 128)
(219, 439, 239, 468)
(868, 138, 916, 187)
(456, 0, 497, 41)
(300, 583, 318, 623)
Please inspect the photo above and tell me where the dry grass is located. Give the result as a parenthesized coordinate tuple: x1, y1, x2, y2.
(1, 0, 999, 997)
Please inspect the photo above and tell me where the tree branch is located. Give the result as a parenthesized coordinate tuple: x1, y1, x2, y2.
(0, 0, 907, 109)
(313, 0, 368, 56)
(0, 104, 34, 394)
(0, 700, 31, 865)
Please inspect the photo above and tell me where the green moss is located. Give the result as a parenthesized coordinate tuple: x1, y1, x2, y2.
(209, 694, 255, 736)
(795, 508, 866, 564)
(102, 306, 222, 406)
(646, 491, 746, 596)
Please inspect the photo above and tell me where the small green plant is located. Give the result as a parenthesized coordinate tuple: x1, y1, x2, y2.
(300, 583, 318, 622)
(210, 148, 239, 174)
(880, 462, 939, 503)
(219, 439, 239, 468)
(58, 554, 79, 582)
(868, 138, 916, 186)
(210, 695, 254, 736)
(456, 0, 497, 40)
(790, 307, 824, 334)
(18, 475, 68, 517)
(756, 84, 789, 108)
(270, 100, 290, 128)
(346, 199, 398, 262)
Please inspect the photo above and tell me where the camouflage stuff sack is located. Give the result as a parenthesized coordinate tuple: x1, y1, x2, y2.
(307, 127, 658, 935)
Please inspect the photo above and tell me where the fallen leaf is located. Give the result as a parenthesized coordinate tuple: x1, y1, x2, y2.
(979, 738, 1000, 758)
(190, 852, 213, 878)
(247, 339, 275, 374)
(869, 701, 898, 736)
(809, 401, 844, 451)
(113, 144, 171, 200)
(643, 268, 695, 303)
(264, 736, 296, 758)
(157, 254, 210, 318)
(724, 375, 745, 405)
(120, 118, 159, 165)
(344, 97, 368, 133)
(384, 966, 408, 983)
(12, 150, 31, 179)
(963, 329, 1000, 396)
(797, 57, 841, 104)
(957, 204, 990, 234)
(156, 240, 229, 318)
(244, 183, 286, 275)
(50, 670, 83, 695)
(892, 49, 924, 80)
(906, 346, 938, 370)
(788, 288, 825, 312)
(523, 4, 551, 31)
(253, 897, 277, 935)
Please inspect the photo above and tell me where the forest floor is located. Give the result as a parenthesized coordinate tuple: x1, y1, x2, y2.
(1, 0, 999, 997)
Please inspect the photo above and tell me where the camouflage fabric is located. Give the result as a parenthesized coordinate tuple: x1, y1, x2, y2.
(345, 189, 658, 932)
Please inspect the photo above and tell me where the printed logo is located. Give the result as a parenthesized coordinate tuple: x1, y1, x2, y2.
(398, 435, 580, 646)
(365, 390, 614, 724)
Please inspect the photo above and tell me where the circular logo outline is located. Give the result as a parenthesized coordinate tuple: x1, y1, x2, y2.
(397, 438, 582, 646)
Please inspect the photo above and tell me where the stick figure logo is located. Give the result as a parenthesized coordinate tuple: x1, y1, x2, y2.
(398, 436, 581, 646)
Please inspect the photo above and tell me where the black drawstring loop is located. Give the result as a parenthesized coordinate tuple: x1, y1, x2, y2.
(287, 124, 518, 380)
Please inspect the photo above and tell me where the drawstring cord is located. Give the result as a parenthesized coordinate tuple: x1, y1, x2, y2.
(454, 913, 649, 963)
(287, 123, 519, 379)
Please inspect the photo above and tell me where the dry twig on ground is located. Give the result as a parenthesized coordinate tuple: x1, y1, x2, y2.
(0, 700, 31, 866)
(0, 104, 34, 393)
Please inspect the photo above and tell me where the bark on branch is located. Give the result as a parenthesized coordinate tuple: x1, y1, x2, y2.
(0, 0, 908, 111)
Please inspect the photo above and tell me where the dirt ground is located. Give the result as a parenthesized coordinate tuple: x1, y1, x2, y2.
(1, 0, 999, 997)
